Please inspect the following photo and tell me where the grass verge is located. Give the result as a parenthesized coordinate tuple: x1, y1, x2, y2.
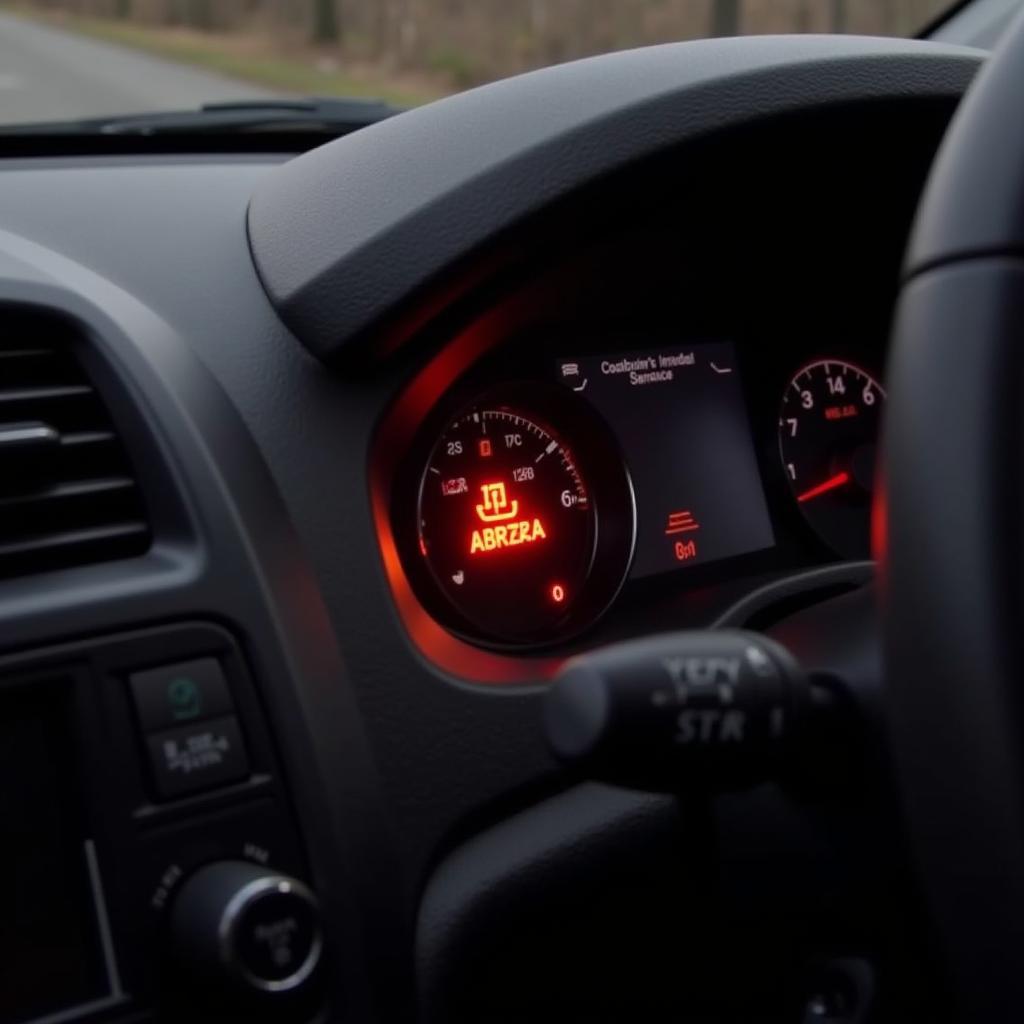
(3, 6, 448, 107)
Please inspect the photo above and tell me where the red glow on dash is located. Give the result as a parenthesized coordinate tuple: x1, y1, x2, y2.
(418, 536, 428, 556)
(872, 472, 888, 565)
(367, 267, 570, 685)
(478, 439, 492, 457)
(797, 472, 850, 503)
(551, 583, 566, 604)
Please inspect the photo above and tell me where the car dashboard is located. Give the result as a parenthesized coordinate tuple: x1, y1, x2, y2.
(0, 35, 984, 1024)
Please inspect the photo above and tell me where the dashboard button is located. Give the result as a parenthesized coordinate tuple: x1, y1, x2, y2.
(169, 861, 322, 998)
(146, 715, 249, 800)
(233, 880, 322, 991)
(130, 658, 233, 733)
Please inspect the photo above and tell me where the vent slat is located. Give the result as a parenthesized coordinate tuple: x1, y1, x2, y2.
(61, 430, 117, 447)
(0, 384, 93, 404)
(0, 348, 54, 359)
(0, 477, 134, 510)
(0, 522, 149, 560)
(0, 329, 150, 580)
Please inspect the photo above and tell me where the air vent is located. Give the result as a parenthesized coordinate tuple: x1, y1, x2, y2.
(0, 330, 150, 580)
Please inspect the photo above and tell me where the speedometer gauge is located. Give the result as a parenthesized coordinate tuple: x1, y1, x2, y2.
(779, 360, 885, 559)
(410, 383, 635, 646)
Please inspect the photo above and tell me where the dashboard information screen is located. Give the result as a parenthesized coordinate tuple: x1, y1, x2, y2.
(557, 342, 774, 577)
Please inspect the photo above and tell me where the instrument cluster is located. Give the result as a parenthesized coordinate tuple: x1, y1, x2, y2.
(389, 335, 884, 649)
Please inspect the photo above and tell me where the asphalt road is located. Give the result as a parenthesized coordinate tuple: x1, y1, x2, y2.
(0, 12, 279, 124)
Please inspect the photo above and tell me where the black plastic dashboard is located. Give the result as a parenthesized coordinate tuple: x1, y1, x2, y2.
(0, 34, 985, 1024)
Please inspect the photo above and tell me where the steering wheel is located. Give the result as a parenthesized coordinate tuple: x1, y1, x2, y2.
(886, 7, 1024, 1018)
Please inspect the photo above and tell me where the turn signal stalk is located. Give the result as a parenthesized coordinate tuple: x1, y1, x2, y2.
(544, 631, 816, 792)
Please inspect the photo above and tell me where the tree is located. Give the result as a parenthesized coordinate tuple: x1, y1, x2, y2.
(311, 0, 339, 44)
(185, 0, 213, 30)
(711, 0, 740, 37)
(830, 0, 846, 32)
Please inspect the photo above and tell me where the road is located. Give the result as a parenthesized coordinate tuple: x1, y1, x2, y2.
(0, 12, 280, 124)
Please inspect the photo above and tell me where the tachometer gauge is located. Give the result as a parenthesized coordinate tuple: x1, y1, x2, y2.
(410, 384, 635, 646)
(779, 360, 885, 558)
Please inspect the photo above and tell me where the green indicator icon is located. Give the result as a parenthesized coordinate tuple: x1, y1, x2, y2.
(166, 676, 202, 721)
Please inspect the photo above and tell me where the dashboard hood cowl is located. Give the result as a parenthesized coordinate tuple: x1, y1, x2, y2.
(246, 34, 983, 366)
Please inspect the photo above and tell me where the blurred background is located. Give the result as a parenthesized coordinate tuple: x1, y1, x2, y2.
(0, 0, 953, 105)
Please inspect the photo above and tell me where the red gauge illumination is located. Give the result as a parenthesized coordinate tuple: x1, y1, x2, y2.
(418, 407, 597, 642)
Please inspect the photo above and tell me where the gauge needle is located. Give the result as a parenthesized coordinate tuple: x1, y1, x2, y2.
(797, 471, 851, 503)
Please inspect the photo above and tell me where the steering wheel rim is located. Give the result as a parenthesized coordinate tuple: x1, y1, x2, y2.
(886, 7, 1024, 1017)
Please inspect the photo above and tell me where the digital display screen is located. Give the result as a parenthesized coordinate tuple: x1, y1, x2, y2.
(0, 685, 111, 1024)
(557, 342, 774, 577)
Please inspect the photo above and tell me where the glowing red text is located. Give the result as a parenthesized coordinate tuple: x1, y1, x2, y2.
(470, 518, 547, 554)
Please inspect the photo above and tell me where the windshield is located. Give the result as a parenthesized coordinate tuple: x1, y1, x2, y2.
(0, 1, 959, 124)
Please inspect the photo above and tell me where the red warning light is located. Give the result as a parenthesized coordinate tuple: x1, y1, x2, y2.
(551, 583, 566, 603)
(475, 481, 519, 522)
(665, 510, 700, 535)
(469, 481, 548, 554)
(478, 439, 492, 457)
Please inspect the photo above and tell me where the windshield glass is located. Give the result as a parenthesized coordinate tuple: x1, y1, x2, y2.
(0, 1, 958, 124)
